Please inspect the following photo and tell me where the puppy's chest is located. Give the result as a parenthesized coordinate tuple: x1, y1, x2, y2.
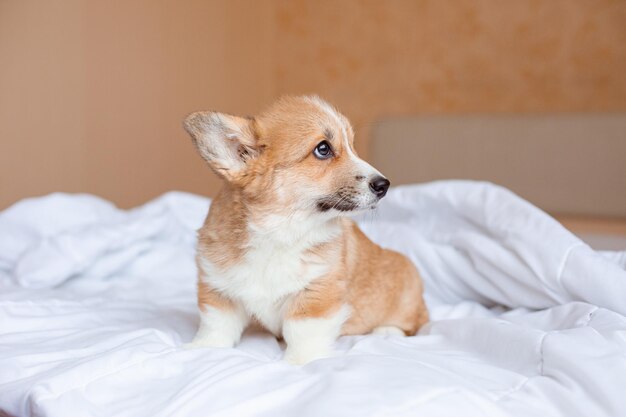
(200, 240, 330, 332)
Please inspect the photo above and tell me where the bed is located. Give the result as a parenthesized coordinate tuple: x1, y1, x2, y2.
(1, 115, 625, 417)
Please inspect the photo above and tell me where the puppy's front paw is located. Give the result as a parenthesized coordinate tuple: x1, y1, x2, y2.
(183, 333, 236, 349)
(372, 325, 405, 337)
(284, 345, 330, 365)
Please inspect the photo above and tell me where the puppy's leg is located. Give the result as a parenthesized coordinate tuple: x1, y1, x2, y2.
(186, 281, 248, 349)
(283, 307, 350, 365)
(283, 279, 349, 365)
(379, 254, 429, 336)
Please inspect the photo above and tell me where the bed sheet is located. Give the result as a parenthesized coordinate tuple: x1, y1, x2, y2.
(1, 181, 625, 417)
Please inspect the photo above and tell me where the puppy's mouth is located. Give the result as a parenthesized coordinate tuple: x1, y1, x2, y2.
(316, 188, 380, 213)
(316, 197, 360, 212)
(315, 184, 385, 213)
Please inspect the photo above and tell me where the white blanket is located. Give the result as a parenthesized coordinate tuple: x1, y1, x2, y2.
(1, 181, 625, 417)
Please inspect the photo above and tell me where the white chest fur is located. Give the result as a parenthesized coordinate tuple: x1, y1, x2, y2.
(198, 215, 341, 335)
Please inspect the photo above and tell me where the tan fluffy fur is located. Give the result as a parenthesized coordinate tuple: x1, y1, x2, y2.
(285, 219, 429, 334)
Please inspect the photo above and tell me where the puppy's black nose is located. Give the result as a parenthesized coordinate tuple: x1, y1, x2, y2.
(369, 176, 390, 198)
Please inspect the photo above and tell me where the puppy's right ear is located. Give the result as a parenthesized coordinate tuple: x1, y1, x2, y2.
(183, 111, 259, 182)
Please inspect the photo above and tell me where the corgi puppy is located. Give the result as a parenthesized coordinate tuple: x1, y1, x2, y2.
(183, 96, 428, 364)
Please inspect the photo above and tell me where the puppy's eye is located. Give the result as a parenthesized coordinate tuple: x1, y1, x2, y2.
(313, 141, 333, 160)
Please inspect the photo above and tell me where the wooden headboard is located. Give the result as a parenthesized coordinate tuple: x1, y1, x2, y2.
(370, 114, 626, 218)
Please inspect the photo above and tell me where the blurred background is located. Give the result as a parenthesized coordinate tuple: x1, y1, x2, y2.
(1, 1, 625, 233)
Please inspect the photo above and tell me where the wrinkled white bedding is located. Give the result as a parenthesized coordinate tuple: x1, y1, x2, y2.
(1, 181, 625, 417)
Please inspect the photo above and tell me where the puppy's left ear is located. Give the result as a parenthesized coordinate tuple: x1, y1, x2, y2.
(183, 111, 260, 182)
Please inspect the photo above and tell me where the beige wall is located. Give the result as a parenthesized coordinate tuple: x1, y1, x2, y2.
(1, 0, 625, 208)
(273, 0, 626, 156)
(0, 0, 272, 208)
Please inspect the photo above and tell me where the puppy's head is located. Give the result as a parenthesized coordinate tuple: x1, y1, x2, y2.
(183, 95, 389, 216)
